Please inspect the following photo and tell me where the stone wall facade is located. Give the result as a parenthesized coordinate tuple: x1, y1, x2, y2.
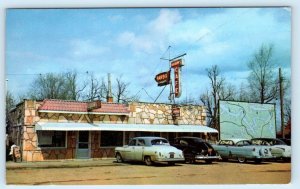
(8, 100, 208, 161)
(128, 102, 206, 125)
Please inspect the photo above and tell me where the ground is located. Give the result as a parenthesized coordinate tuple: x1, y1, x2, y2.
(6, 159, 291, 185)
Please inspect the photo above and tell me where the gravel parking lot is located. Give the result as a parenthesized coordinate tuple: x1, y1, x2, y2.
(6, 160, 291, 185)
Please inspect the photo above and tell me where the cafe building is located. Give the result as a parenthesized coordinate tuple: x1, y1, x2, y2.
(8, 97, 218, 161)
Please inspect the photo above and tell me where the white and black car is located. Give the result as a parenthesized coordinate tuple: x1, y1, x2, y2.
(115, 137, 185, 166)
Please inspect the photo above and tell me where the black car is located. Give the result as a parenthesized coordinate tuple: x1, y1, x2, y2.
(171, 137, 220, 164)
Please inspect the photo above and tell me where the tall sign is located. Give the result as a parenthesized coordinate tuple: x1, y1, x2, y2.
(171, 59, 184, 98)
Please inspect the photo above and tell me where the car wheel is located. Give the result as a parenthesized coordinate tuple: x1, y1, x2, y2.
(237, 157, 246, 163)
(144, 156, 153, 166)
(116, 153, 123, 163)
(185, 157, 195, 164)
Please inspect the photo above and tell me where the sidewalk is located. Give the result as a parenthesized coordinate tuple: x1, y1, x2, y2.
(6, 158, 117, 170)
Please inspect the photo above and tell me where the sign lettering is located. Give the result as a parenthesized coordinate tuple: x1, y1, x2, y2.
(172, 59, 183, 98)
(172, 105, 180, 117)
(155, 71, 170, 86)
(171, 59, 182, 68)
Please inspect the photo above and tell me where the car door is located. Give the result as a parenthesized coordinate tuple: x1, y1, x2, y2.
(123, 139, 136, 161)
(134, 139, 146, 161)
(234, 141, 246, 158)
(216, 140, 232, 157)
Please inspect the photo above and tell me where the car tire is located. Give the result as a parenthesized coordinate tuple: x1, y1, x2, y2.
(144, 156, 153, 166)
(116, 153, 123, 163)
(237, 157, 247, 163)
(185, 158, 195, 164)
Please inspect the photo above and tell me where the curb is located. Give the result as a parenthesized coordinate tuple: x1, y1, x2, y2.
(6, 159, 120, 170)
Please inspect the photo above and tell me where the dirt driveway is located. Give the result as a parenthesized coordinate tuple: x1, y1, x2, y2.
(6, 161, 290, 185)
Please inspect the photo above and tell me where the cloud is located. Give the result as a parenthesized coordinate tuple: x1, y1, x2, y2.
(69, 39, 109, 58)
(147, 9, 182, 34)
(117, 9, 182, 54)
(117, 31, 155, 54)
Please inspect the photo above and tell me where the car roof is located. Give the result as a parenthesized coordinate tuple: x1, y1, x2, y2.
(132, 136, 167, 140)
(220, 139, 250, 143)
(251, 138, 287, 144)
(175, 136, 205, 141)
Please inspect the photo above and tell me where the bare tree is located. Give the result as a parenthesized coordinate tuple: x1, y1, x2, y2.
(113, 75, 137, 103)
(6, 91, 16, 134)
(28, 73, 65, 100)
(200, 89, 214, 127)
(200, 65, 236, 129)
(238, 82, 250, 102)
(64, 71, 86, 100)
(248, 44, 279, 103)
(84, 74, 105, 101)
(28, 71, 86, 100)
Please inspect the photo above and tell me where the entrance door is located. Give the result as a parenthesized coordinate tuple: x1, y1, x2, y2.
(76, 131, 90, 159)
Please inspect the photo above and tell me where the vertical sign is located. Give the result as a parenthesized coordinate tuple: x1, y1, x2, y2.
(171, 59, 183, 98)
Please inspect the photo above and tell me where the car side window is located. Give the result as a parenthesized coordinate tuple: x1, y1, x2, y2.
(179, 139, 188, 146)
(137, 139, 145, 146)
(128, 139, 136, 146)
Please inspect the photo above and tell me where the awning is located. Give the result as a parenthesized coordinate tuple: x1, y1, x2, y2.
(35, 122, 218, 133)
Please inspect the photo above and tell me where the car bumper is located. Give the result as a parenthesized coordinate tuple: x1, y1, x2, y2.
(194, 155, 221, 160)
(155, 157, 185, 162)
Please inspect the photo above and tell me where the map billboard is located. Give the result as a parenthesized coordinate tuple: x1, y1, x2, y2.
(219, 100, 276, 139)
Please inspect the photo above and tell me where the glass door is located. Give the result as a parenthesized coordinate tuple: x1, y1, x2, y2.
(76, 131, 90, 159)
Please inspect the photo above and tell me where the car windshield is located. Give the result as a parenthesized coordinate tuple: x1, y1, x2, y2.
(252, 139, 286, 146)
(219, 140, 234, 145)
(151, 139, 169, 145)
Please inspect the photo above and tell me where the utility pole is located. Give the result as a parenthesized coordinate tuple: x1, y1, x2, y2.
(279, 68, 285, 139)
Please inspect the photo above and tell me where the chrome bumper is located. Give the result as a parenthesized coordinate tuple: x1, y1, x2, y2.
(195, 155, 221, 160)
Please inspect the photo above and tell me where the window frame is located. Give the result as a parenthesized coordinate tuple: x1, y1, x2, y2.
(37, 130, 67, 149)
(100, 131, 124, 148)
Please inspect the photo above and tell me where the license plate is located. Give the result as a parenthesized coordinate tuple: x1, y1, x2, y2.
(170, 154, 174, 158)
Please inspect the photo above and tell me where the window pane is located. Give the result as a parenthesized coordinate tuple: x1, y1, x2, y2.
(100, 131, 123, 147)
(38, 131, 66, 148)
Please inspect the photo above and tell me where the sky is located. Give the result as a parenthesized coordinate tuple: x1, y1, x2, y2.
(5, 7, 291, 103)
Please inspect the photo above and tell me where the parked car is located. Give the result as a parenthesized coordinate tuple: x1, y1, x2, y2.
(171, 137, 221, 164)
(115, 137, 185, 166)
(212, 139, 273, 163)
(250, 138, 291, 162)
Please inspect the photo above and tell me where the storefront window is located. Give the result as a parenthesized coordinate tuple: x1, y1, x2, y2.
(100, 131, 123, 147)
(37, 131, 66, 148)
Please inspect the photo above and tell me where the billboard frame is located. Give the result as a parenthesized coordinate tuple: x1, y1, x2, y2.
(218, 100, 277, 140)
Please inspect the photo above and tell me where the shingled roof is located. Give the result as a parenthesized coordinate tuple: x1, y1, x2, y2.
(38, 99, 130, 114)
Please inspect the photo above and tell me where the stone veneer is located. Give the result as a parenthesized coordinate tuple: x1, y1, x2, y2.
(128, 102, 206, 125)
(8, 100, 207, 161)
